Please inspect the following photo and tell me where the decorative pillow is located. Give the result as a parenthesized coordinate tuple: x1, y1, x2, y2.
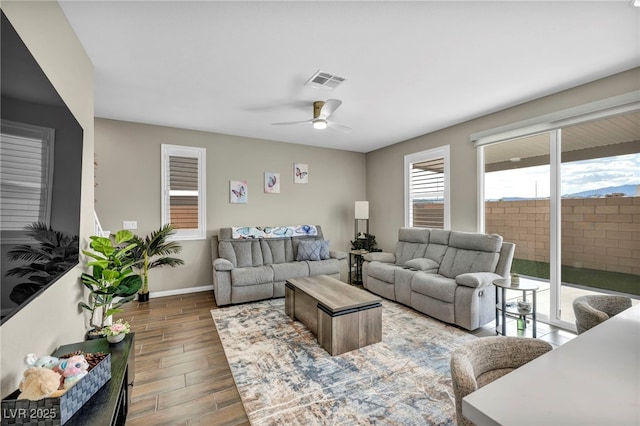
(405, 258, 439, 271)
(319, 240, 330, 260)
(296, 240, 330, 261)
(296, 240, 320, 261)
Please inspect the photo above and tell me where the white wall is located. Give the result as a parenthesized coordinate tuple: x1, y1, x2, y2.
(94, 118, 366, 293)
(366, 68, 640, 252)
(1, 1, 94, 397)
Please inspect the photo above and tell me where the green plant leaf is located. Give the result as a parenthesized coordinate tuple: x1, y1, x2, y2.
(114, 230, 134, 245)
(101, 269, 120, 281)
(105, 307, 124, 317)
(116, 274, 142, 296)
(87, 259, 110, 270)
(78, 301, 94, 312)
(90, 236, 116, 256)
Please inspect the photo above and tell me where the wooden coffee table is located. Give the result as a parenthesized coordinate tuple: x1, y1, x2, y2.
(285, 275, 382, 356)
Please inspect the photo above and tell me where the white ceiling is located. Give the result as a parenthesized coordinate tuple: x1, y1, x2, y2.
(58, 1, 640, 153)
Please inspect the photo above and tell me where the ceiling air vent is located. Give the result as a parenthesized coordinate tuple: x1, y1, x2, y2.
(305, 70, 346, 90)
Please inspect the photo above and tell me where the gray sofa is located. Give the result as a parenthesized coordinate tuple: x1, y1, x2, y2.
(211, 226, 348, 306)
(362, 228, 515, 331)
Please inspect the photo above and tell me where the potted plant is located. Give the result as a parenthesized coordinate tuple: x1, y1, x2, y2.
(129, 224, 184, 302)
(101, 319, 131, 344)
(350, 232, 382, 252)
(79, 230, 141, 338)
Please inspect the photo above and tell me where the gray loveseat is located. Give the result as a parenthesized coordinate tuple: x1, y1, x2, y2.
(362, 228, 515, 331)
(211, 226, 348, 306)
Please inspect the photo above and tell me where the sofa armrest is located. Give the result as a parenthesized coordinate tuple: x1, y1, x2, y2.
(213, 258, 234, 271)
(363, 252, 396, 263)
(330, 250, 347, 260)
(456, 272, 502, 288)
(405, 258, 439, 272)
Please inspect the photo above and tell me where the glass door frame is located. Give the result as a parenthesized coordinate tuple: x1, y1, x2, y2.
(478, 129, 573, 330)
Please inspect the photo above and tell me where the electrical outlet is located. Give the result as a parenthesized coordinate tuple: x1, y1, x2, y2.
(122, 221, 137, 230)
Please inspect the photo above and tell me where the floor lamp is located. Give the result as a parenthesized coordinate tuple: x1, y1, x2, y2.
(354, 201, 369, 241)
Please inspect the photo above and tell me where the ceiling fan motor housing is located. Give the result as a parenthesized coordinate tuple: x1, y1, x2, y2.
(313, 101, 325, 118)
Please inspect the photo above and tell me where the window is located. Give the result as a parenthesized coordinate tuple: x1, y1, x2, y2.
(0, 120, 54, 235)
(161, 144, 206, 240)
(404, 145, 450, 229)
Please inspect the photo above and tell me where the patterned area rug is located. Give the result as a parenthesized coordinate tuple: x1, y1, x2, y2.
(211, 298, 476, 425)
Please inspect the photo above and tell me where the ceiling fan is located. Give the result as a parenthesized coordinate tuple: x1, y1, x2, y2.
(272, 99, 352, 133)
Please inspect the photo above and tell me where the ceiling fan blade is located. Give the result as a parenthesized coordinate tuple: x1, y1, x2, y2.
(272, 120, 312, 126)
(328, 121, 352, 134)
(318, 99, 342, 119)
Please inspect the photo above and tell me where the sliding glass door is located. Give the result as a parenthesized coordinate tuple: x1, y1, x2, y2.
(483, 133, 553, 324)
(558, 113, 640, 325)
(482, 111, 639, 330)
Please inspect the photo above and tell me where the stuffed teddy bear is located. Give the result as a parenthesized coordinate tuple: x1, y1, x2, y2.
(55, 354, 89, 389)
(24, 353, 60, 370)
(18, 367, 62, 400)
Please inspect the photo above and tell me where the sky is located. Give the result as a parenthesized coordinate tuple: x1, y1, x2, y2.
(485, 152, 640, 200)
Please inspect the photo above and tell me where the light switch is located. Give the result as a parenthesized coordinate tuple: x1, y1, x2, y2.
(123, 221, 137, 230)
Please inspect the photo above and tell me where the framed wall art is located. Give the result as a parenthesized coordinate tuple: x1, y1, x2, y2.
(230, 180, 248, 203)
(264, 172, 280, 193)
(294, 163, 308, 184)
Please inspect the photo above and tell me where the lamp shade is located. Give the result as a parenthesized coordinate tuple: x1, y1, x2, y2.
(355, 201, 369, 219)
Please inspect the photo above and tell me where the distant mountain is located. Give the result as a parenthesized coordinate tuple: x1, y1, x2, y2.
(563, 184, 640, 198)
(486, 184, 640, 202)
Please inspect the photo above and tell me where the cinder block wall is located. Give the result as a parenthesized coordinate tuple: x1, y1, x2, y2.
(485, 197, 640, 275)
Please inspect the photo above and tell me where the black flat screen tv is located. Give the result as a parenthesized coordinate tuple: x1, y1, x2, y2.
(0, 11, 83, 325)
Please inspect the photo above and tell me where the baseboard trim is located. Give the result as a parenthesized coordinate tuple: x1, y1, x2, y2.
(149, 285, 213, 299)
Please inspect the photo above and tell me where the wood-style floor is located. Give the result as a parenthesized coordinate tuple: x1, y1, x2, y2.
(114, 292, 250, 426)
(115, 290, 575, 425)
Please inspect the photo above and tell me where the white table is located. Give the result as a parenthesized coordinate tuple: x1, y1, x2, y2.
(463, 303, 640, 426)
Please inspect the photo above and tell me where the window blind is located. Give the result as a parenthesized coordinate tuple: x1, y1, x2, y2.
(409, 157, 445, 228)
(0, 123, 53, 231)
(161, 144, 206, 240)
(168, 156, 199, 230)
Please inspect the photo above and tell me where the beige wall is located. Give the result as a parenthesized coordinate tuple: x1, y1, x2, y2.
(1, 2, 94, 397)
(366, 68, 640, 252)
(94, 118, 366, 293)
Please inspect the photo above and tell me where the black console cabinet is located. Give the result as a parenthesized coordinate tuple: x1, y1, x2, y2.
(51, 333, 135, 426)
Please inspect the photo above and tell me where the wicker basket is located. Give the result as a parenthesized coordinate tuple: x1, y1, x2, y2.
(1, 354, 111, 425)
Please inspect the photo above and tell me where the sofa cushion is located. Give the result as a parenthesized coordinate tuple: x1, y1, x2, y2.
(271, 262, 309, 281)
(439, 247, 500, 279)
(363, 252, 396, 263)
(411, 272, 457, 303)
(219, 240, 264, 268)
(296, 240, 330, 261)
(230, 265, 273, 286)
(398, 227, 430, 243)
(261, 239, 294, 264)
(425, 243, 449, 264)
(368, 262, 400, 283)
(405, 258, 439, 272)
(448, 231, 502, 252)
(307, 258, 340, 276)
(395, 242, 428, 266)
(429, 229, 451, 245)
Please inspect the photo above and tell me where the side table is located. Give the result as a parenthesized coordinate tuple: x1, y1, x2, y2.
(493, 278, 539, 338)
(349, 250, 368, 285)
(53, 334, 135, 426)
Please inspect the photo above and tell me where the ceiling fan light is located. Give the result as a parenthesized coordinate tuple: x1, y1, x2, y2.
(313, 119, 328, 130)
